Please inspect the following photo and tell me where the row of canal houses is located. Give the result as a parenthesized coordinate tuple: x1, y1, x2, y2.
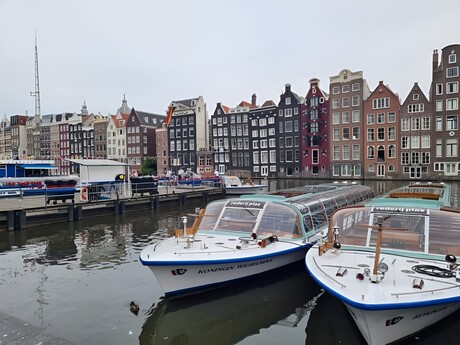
(210, 45, 460, 180)
(0, 44, 459, 180)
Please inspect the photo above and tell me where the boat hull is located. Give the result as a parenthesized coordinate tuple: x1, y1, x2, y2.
(346, 302, 460, 345)
(225, 185, 269, 195)
(306, 248, 460, 345)
(141, 238, 309, 296)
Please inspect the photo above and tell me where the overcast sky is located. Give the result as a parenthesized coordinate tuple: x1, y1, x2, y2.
(1, 0, 459, 117)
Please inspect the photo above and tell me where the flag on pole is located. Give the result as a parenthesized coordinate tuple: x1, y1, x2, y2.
(165, 104, 175, 127)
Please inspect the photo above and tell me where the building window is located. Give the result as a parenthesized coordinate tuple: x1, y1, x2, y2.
(352, 83, 360, 91)
(436, 139, 442, 157)
(447, 81, 458, 94)
(352, 110, 360, 123)
(377, 128, 385, 141)
(447, 67, 459, 78)
(352, 144, 360, 160)
(352, 127, 360, 140)
(411, 118, 421, 130)
(413, 93, 419, 100)
(388, 127, 396, 140)
(342, 97, 350, 107)
(342, 145, 350, 160)
(388, 144, 396, 158)
(446, 138, 458, 157)
(333, 146, 340, 160)
(436, 83, 443, 95)
(342, 128, 350, 140)
(367, 114, 375, 125)
(422, 152, 430, 164)
(332, 112, 340, 124)
(401, 118, 410, 131)
(372, 97, 390, 109)
(447, 115, 458, 130)
(333, 128, 340, 141)
(377, 113, 385, 124)
(332, 86, 340, 94)
(436, 116, 443, 131)
(408, 104, 424, 113)
(342, 111, 350, 123)
(401, 152, 409, 165)
(401, 136, 409, 149)
(311, 122, 319, 133)
(342, 85, 350, 93)
(449, 51, 457, 63)
(367, 128, 374, 142)
(436, 100, 443, 112)
(446, 98, 458, 110)
(387, 112, 396, 123)
(332, 99, 340, 109)
(422, 117, 430, 130)
(352, 96, 360, 106)
(421, 135, 430, 148)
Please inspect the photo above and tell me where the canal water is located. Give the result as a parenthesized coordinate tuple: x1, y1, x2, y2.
(1, 180, 460, 345)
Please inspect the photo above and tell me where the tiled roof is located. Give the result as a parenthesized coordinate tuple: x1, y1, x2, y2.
(132, 109, 165, 128)
(174, 98, 199, 108)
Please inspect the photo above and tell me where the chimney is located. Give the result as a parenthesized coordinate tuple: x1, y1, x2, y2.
(433, 49, 439, 71)
(285, 83, 291, 93)
(251, 94, 257, 107)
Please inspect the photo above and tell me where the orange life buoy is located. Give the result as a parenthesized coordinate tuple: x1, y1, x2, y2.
(81, 187, 87, 200)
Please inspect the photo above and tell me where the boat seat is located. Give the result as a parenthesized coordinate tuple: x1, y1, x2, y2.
(381, 231, 421, 250)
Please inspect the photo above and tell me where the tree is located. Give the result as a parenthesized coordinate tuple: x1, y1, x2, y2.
(140, 157, 157, 176)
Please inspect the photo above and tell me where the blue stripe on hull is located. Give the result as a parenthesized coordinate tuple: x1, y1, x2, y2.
(140, 244, 311, 267)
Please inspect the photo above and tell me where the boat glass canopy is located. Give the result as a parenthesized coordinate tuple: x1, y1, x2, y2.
(331, 206, 460, 256)
(199, 199, 301, 238)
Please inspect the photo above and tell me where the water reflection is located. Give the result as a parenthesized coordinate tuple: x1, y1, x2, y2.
(0, 183, 459, 345)
(139, 263, 322, 345)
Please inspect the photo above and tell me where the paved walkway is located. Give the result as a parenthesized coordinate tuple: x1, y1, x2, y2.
(0, 185, 217, 211)
(0, 311, 74, 344)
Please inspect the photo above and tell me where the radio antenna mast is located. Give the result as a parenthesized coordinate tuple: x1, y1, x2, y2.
(30, 33, 41, 118)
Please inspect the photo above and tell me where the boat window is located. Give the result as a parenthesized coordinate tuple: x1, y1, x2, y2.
(257, 203, 301, 238)
(319, 198, 337, 220)
(311, 209, 327, 229)
(303, 215, 313, 231)
(428, 209, 460, 256)
(334, 195, 348, 209)
(198, 202, 225, 231)
(331, 207, 426, 252)
(290, 201, 309, 215)
(214, 206, 261, 233)
(344, 193, 356, 205)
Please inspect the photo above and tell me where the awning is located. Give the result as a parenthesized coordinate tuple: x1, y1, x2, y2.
(18, 164, 57, 169)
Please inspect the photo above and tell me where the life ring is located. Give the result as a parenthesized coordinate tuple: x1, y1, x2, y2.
(115, 174, 125, 181)
(81, 187, 87, 200)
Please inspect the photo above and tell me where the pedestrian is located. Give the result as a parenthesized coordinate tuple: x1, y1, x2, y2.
(177, 167, 184, 181)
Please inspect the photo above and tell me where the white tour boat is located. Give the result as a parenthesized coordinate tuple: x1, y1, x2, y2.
(221, 175, 269, 195)
(305, 183, 460, 345)
(140, 182, 373, 296)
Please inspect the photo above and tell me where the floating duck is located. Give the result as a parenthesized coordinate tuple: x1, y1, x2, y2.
(130, 301, 139, 315)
